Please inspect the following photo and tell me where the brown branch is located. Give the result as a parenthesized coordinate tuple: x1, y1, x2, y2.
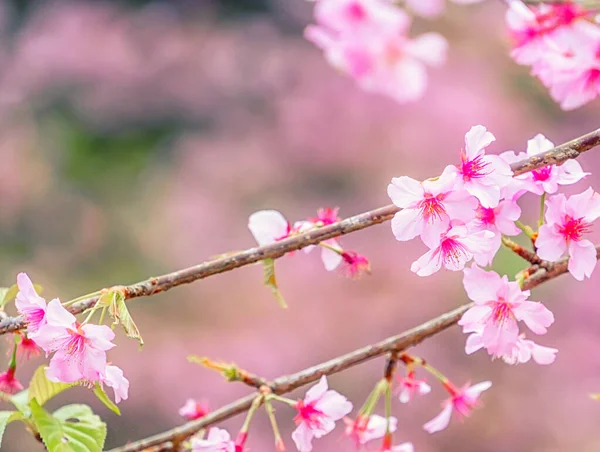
(1, 128, 597, 336)
(501, 237, 549, 268)
(107, 246, 599, 452)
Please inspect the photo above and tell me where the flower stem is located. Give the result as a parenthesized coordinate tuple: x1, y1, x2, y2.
(62, 290, 102, 307)
(267, 393, 297, 407)
(538, 192, 546, 227)
(240, 395, 263, 434)
(420, 362, 448, 385)
(8, 336, 18, 370)
(318, 241, 343, 255)
(385, 382, 393, 434)
(514, 220, 536, 239)
(359, 379, 387, 416)
(264, 399, 285, 451)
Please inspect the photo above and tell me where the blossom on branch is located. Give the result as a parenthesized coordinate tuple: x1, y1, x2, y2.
(179, 399, 209, 421)
(248, 210, 292, 245)
(0, 367, 23, 394)
(102, 365, 129, 404)
(344, 414, 397, 446)
(191, 428, 235, 452)
(15, 272, 49, 334)
(466, 332, 557, 365)
(397, 370, 431, 403)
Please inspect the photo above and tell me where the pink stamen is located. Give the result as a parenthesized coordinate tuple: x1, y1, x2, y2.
(559, 215, 591, 242)
(460, 152, 491, 181)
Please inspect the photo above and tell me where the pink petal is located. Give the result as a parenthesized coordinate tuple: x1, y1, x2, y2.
(391, 208, 425, 241)
(536, 226, 567, 262)
(387, 177, 424, 208)
(568, 239, 598, 281)
(321, 244, 343, 271)
(557, 159, 589, 185)
(465, 332, 486, 355)
(248, 210, 289, 245)
(526, 133, 554, 156)
(405, 0, 445, 17)
(463, 381, 492, 399)
(513, 301, 554, 334)
(529, 342, 558, 365)
(462, 265, 503, 304)
(544, 194, 567, 225)
(363, 415, 397, 443)
(304, 376, 329, 404)
(411, 248, 442, 277)
(423, 403, 453, 433)
(315, 390, 353, 421)
(46, 354, 85, 383)
(44, 298, 76, 329)
(392, 443, 414, 452)
(464, 125, 495, 160)
(292, 422, 315, 452)
(104, 365, 129, 403)
(406, 33, 448, 66)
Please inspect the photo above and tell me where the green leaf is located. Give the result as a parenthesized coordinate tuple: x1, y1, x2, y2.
(263, 259, 287, 308)
(30, 400, 106, 452)
(10, 390, 30, 417)
(92, 384, 120, 416)
(0, 411, 23, 446)
(108, 292, 143, 346)
(0, 283, 43, 309)
(28, 366, 74, 407)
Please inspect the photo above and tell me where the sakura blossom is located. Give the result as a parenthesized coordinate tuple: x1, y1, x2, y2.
(190, 428, 235, 452)
(248, 210, 291, 246)
(292, 375, 353, 452)
(340, 251, 371, 278)
(294, 208, 344, 271)
(0, 368, 23, 394)
(33, 299, 116, 383)
(344, 415, 397, 446)
(423, 381, 492, 433)
(536, 188, 600, 280)
(459, 265, 554, 357)
(410, 223, 494, 277)
(102, 365, 129, 404)
(397, 371, 431, 404)
(445, 125, 513, 208)
(179, 399, 209, 421)
(465, 330, 557, 365)
(388, 169, 478, 242)
(15, 272, 49, 334)
(16, 335, 42, 360)
(305, 1, 448, 103)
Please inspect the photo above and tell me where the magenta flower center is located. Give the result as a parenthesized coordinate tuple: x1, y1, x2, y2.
(418, 195, 446, 223)
(490, 299, 514, 325)
(452, 393, 477, 418)
(513, 5, 584, 47)
(66, 327, 87, 356)
(460, 152, 490, 181)
(440, 237, 469, 266)
(532, 166, 552, 182)
(559, 215, 590, 242)
(346, 2, 367, 21)
(25, 308, 45, 330)
(295, 400, 325, 429)
(476, 206, 496, 226)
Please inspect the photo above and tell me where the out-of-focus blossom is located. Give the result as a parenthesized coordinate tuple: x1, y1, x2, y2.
(190, 428, 235, 452)
(0, 368, 23, 394)
(292, 375, 352, 452)
(397, 370, 431, 403)
(537, 188, 600, 280)
(423, 381, 492, 433)
(15, 272, 48, 334)
(405, 0, 485, 18)
(102, 365, 129, 404)
(340, 251, 370, 278)
(344, 415, 397, 446)
(466, 332, 557, 365)
(305, 1, 447, 103)
(248, 210, 291, 246)
(17, 335, 42, 360)
(445, 125, 513, 208)
(388, 170, 477, 242)
(295, 208, 344, 271)
(410, 223, 493, 276)
(179, 399, 209, 421)
(459, 265, 554, 357)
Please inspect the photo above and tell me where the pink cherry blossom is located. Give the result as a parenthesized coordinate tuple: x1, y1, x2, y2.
(445, 125, 513, 208)
(388, 169, 477, 242)
(179, 399, 209, 421)
(344, 415, 397, 446)
(305, 2, 447, 104)
(17, 335, 42, 360)
(537, 188, 600, 280)
(33, 300, 116, 383)
(102, 365, 129, 404)
(0, 368, 23, 394)
(340, 251, 370, 278)
(308, 207, 340, 226)
(294, 210, 344, 271)
(410, 223, 494, 277)
(191, 428, 235, 452)
(248, 210, 291, 246)
(458, 265, 554, 357)
(466, 330, 557, 365)
(397, 370, 431, 403)
(15, 272, 48, 334)
(292, 375, 353, 452)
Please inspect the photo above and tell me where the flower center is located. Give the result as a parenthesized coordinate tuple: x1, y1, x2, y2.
(460, 152, 490, 181)
(346, 2, 367, 22)
(476, 205, 496, 226)
(490, 299, 514, 325)
(532, 166, 553, 182)
(66, 327, 87, 356)
(440, 237, 469, 266)
(559, 215, 590, 242)
(418, 195, 446, 223)
(295, 401, 325, 430)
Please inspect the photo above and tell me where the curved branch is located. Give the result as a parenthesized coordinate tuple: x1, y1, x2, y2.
(107, 247, 597, 452)
(1, 128, 597, 336)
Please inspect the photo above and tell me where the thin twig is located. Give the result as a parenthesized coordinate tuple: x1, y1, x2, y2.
(107, 247, 597, 452)
(1, 128, 598, 336)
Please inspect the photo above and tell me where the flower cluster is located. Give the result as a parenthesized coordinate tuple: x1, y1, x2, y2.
(14, 273, 129, 403)
(506, 0, 600, 110)
(248, 207, 370, 277)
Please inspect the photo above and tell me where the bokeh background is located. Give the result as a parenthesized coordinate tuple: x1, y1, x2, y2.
(1, 0, 600, 450)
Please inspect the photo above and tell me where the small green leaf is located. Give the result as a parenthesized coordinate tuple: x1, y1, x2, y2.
(31, 400, 107, 452)
(106, 291, 144, 346)
(96, 291, 116, 309)
(0, 411, 23, 446)
(263, 258, 287, 308)
(10, 390, 30, 416)
(28, 366, 74, 407)
(92, 384, 120, 416)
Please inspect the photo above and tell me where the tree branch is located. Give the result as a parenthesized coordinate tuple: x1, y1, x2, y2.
(107, 246, 598, 452)
(1, 128, 597, 336)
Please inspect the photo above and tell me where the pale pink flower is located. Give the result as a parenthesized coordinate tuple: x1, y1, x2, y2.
(537, 188, 600, 280)
(397, 370, 431, 403)
(388, 169, 477, 242)
(466, 330, 557, 365)
(179, 399, 209, 421)
(344, 415, 397, 446)
(15, 272, 48, 334)
(292, 376, 353, 452)
(191, 428, 235, 452)
(102, 365, 129, 404)
(248, 210, 291, 246)
(424, 380, 492, 433)
(445, 125, 513, 208)
(33, 300, 116, 383)
(404, 0, 444, 18)
(410, 223, 494, 277)
(0, 368, 23, 394)
(458, 265, 554, 357)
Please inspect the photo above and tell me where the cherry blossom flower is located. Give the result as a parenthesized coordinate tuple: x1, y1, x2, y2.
(191, 428, 235, 452)
(340, 251, 370, 278)
(102, 365, 129, 404)
(15, 272, 49, 334)
(458, 265, 554, 357)
(467, 332, 557, 365)
(445, 125, 513, 208)
(397, 370, 431, 403)
(295, 208, 344, 271)
(344, 415, 397, 446)
(423, 381, 492, 434)
(388, 169, 477, 242)
(537, 188, 600, 280)
(292, 375, 353, 452)
(248, 210, 291, 246)
(305, 2, 447, 104)
(0, 368, 23, 394)
(17, 335, 42, 360)
(410, 223, 494, 277)
(33, 300, 116, 383)
(179, 399, 209, 421)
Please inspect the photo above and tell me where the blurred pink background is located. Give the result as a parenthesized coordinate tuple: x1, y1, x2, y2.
(1, 0, 600, 450)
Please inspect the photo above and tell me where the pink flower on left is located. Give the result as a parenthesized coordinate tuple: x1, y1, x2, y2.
(15, 272, 49, 334)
